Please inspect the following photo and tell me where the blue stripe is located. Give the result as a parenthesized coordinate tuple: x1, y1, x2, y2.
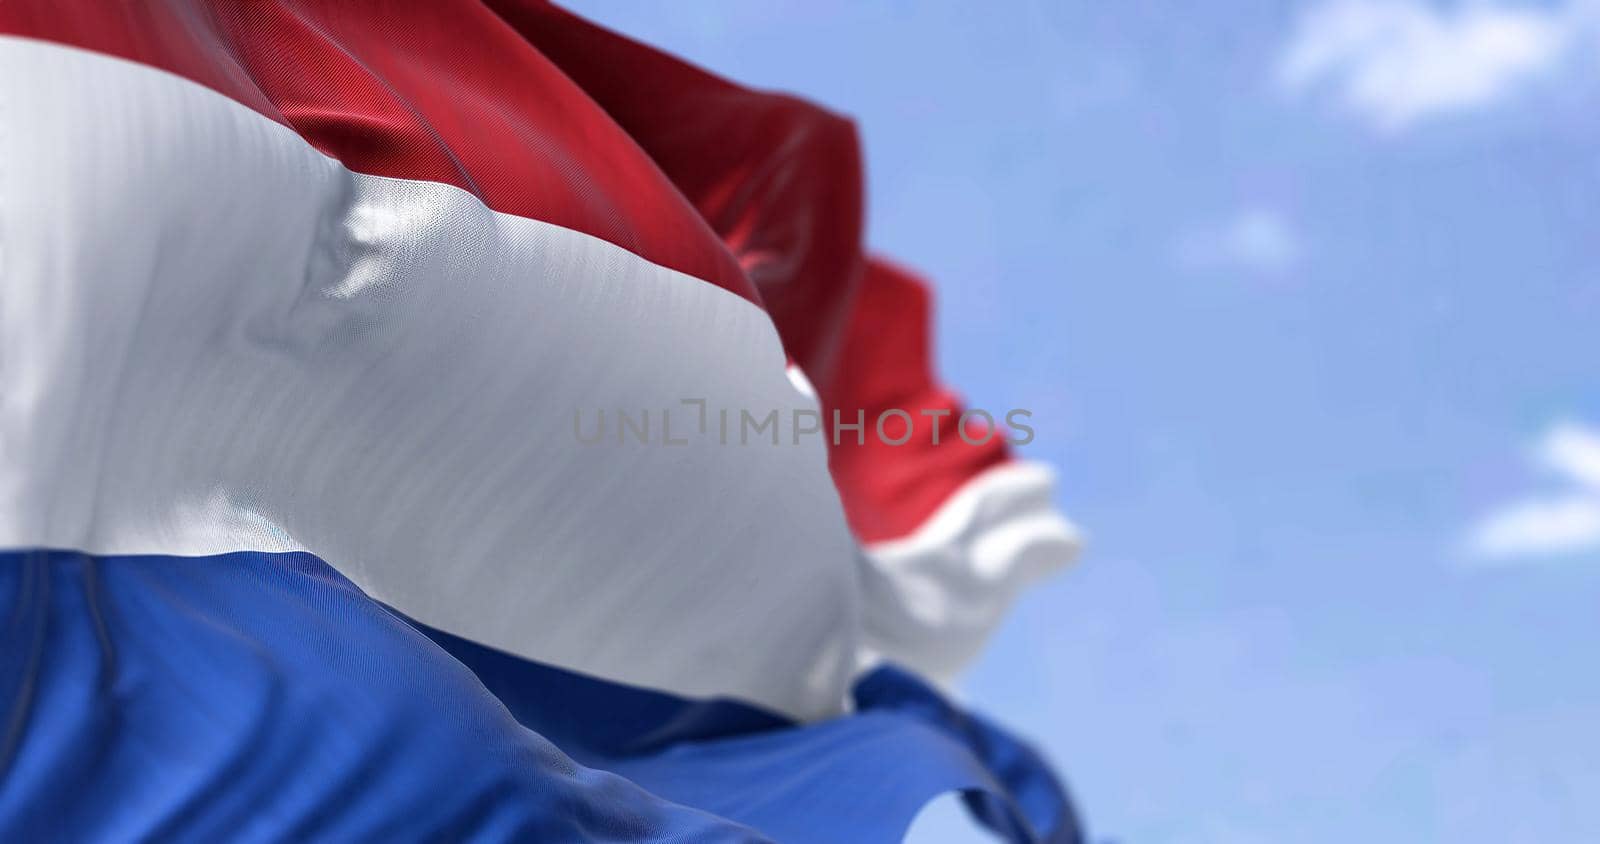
(0, 550, 1080, 843)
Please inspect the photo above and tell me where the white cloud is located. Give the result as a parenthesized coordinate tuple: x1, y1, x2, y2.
(1465, 420, 1600, 562)
(1468, 494, 1600, 559)
(1280, 0, 1597, 131)
(1538, 420, 1600, 488)
(1177, 208, 1302, 274)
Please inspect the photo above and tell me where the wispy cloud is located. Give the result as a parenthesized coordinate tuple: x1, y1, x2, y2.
(1279, 0, 1597, 131)
(1177, 208, 1302, 275)
(1465, 421, 1600, 563)
(1539, 421, 1600, 488)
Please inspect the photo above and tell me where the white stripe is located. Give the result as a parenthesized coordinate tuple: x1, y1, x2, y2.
(0, 37, 858, 720)
(857, 462, 1081, 682)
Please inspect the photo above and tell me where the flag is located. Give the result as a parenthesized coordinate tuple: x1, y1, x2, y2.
(0, 2, 1082, 841)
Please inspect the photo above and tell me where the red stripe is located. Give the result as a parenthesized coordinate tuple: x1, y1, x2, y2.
(823, 259, 1013, 543)
(1, 0, 756, 302)
(492, 1, 866, 378)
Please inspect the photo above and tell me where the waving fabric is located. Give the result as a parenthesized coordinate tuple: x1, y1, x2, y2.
(0, 3, 1081, 841)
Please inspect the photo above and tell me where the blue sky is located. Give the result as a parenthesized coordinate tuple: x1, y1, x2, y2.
(570, 2, 1600, 840)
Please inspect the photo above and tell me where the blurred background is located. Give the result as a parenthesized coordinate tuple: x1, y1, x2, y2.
(570, 2, 1599, 841)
